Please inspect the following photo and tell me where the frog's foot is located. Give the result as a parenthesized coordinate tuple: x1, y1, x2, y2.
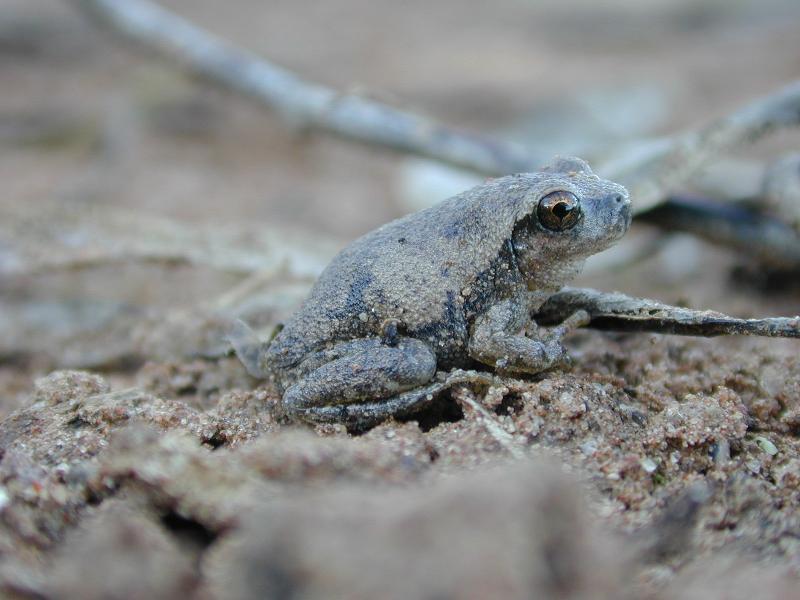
(469, 301, 589, 375)
(294, 381, 445, 429)
(282, 337, 436, 426)
(227, 319, 268, 378)
(291, 369, 497, 429)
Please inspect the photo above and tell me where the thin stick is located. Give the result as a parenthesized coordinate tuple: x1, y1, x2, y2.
(638, 195, 800, 268)
(452, 386, 526, 460)
(70, 0, 800, 213)
(70, 0, 542, 176)
(612, 81, 800, 213)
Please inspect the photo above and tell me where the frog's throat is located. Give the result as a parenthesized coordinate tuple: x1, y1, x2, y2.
(523, 258, 585, 294)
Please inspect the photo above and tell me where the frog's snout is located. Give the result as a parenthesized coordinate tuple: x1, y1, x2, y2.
(606, 191, 632, 234)
(620, 199, 632, 230)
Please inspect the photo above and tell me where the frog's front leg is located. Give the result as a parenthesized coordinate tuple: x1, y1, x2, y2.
(283, 337, 437, 423)
(468, 298, 589, 374)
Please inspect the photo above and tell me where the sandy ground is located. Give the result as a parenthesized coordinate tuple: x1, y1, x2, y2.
(1, 0, 800, 598)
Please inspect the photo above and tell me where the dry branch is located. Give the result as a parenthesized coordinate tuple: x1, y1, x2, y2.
(638, 196, 800, 269)
(452, 386, 526, 460)
(537, 288, 800, 338)
(70, 0, 543, 176)
(613, 81, 800, 213)
(70, 0, 800, 213)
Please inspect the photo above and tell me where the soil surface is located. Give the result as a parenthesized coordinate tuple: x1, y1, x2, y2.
(1, 1, 800, 598)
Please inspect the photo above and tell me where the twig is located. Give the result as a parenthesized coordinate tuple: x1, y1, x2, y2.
(451, 386, 526, 460)
(609, 81, 800, 213)
(638, 195, 800, 269)
(69, 0, 800, 213)
(536, 287, 800, 338)
(69, 0, 543, 176)
(209, 270, 286, 311)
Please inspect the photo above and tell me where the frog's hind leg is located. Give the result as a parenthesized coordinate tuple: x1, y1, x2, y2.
(297, 382, 449, 429)
(295, 369, 500, 429)
(283, 337, 436, 427)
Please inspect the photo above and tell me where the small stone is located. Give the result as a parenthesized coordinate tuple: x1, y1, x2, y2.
(641, 457, 658, 473)
(754, 436, 778, 456)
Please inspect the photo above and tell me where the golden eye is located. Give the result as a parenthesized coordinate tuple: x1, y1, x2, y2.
(537, 191, 581, 231)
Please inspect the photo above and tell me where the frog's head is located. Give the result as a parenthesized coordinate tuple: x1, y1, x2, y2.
(511, 156, 631, 281)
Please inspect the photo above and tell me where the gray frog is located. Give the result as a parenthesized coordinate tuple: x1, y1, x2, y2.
(231, 157, 631, 428)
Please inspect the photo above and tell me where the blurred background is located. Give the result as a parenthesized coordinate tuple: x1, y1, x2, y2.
(2, 0, 800, 411)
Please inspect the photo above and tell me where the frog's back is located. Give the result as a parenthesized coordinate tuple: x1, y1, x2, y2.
(267, 175, 536, 372)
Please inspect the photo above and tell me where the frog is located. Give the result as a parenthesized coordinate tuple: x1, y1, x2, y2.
(230, 156, 631, 428)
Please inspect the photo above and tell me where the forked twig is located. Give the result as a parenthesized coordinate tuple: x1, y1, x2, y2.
(70, 0, 543, 176)
(70, 0, 800, 214)
(612, 81, 800, 213)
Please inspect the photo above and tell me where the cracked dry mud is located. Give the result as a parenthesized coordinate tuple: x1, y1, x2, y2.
(0, 330, 798, 599)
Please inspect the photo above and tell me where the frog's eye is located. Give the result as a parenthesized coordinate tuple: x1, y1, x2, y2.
(537, 191, 581, 231)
